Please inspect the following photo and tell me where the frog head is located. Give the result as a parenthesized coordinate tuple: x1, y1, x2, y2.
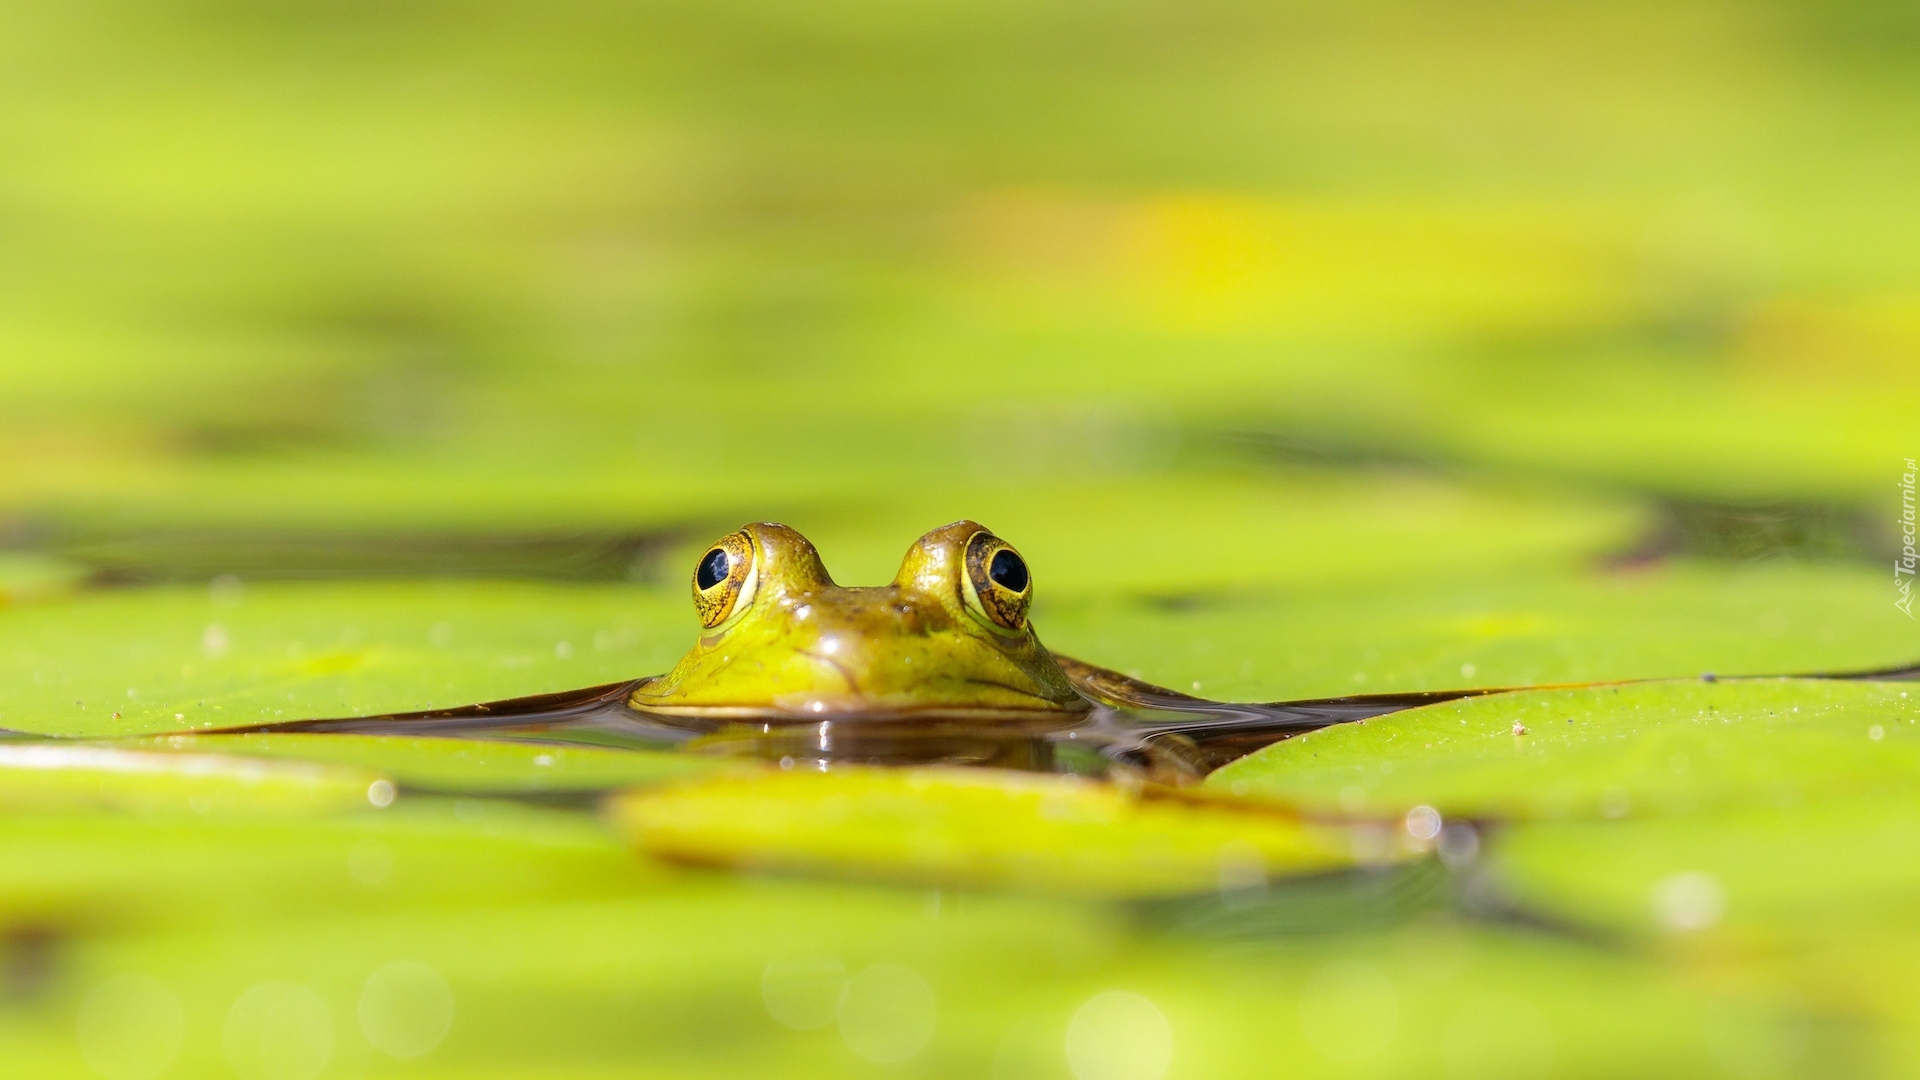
(628, 521, 1087, 721)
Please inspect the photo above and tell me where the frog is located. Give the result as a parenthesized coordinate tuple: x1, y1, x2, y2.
(626, 521, 1091, 722)
(222, 520, 1504, 775)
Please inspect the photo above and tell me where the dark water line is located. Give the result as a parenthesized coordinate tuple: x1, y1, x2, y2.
(220, 681, 650, 736)
(1806, 659, 1920, 681)
(183, 668, 1514, 780)
(162, 653, 1920, 780)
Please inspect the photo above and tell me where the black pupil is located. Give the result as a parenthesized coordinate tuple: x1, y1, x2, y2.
(696, 548, 732, 591)
(988, 549, 1028, 593)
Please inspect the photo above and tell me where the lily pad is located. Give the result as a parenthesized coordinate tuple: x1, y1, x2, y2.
(1207, 679, 1920, 820)
(1481, 798, 1920, 1076)
(2, 558, 1911, 741)
(1046, 560, 1920, 701)
(0, 581, 685, 736)
(28, 873, 1799, 1080)
(1491, 796, 1920, 942)
(0, 553, 85, 607)
(0, 799, 658, 932)
(126, 733, 727, 794)
(0, 0, 1916, 1076)
(609, 766, 1412, 896)
(0, 744, 382, 816)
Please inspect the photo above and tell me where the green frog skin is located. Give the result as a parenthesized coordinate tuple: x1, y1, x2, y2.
(628, 521, 1089, 722)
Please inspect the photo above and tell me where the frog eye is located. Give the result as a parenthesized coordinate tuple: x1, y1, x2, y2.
(962, 531, 1031, 631)
(691, 531, 757, 628)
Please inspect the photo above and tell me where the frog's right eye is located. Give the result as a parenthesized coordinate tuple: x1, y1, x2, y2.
(961, 530, 1032, 632)
(692, 531, 757, 628)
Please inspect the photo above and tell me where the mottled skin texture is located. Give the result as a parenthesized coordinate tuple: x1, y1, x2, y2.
(629, 521, 1088, 720)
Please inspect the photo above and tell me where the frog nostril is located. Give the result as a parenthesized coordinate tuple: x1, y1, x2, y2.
(696, 547, 731, 591)
(988, 549, 1028, 593)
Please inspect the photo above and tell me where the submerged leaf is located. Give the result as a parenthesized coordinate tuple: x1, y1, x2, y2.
(609, 766, 1412, 896)
(1207, 679, 1920, 820)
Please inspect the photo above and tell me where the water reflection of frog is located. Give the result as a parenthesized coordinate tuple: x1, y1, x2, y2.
(628, 522, 1090, 721)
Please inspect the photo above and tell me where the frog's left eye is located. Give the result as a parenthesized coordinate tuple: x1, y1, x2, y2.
(963, 531, 1031, 631)
(691, 530, 757, 628)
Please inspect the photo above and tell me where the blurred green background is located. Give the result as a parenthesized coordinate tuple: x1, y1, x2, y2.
(1, 0, 1917, 1076)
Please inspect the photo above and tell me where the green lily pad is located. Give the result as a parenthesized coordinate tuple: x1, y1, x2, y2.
(1046, 560, 1919, 701)
(1490, 797, 1920, 942)
(0, 581, 685, 736)
(3, 557, 1911, 741)
(609, 766, 1414, 896)
(1480, 797, 1920, 1075)
(0, 799, 658, 932)
(0, 553, 85, 607)
(2, 0, 1918, 1075)
(126, 733, 727, 794)
(1207, 679, 1920, 820)
(0, 744, 382, 817)
(23, 872, 1799, 1080)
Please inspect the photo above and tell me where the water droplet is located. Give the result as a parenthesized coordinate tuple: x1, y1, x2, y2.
(359, 961, 454, 1058)
(1652, 871, 1725, 932)
(761, 955, 846, 1031)
(1405, 805, 1442, 841)
(838, 964, 935, 1064)
(223, 982, 333, 1080)
(209, 575, 244, 606)
(76, 975, 184, 1080)
(366, 780, 396, 808)
(1066, 990, 1172, 1080)
(1600, 789, 1632, 818)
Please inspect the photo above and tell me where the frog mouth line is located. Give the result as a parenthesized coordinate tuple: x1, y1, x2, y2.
(624, 666, 1092, 724)
(623, 696, 1091, 727)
